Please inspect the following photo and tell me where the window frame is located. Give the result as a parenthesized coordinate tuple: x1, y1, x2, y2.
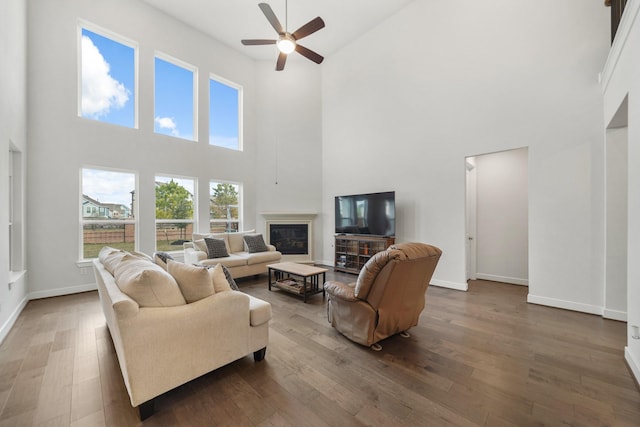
(209, 180, 242, 233)
(154, 52, 198, 142)
(154, 174, 197, 252)
(209, 73, 243, 151)
(79, 166, 138, 261)
(77, 20, 139, 129)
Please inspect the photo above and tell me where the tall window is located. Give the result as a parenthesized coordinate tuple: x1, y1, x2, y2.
(155, 55, 197, 141)
(155, 176, 195, 251)
(81, 168, 136, 259)
(210, 181, 241, 233)
(79, 24, 136, 128)
(209, 76, 241, 150)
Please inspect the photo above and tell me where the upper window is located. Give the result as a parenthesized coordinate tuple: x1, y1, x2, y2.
(209, 76, 242, 150)
(155, 55, 197, 141)
(81, 168, 136, 259)
(79, 25, 136, 128)
(155, 176, 195, 251)
(210, 181, 241, 233)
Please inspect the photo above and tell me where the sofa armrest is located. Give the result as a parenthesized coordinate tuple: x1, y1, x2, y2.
(266, 244, 277, 252)
(324, 281, 359, 302)
(183, 242, 194, 249)
(184, 246, 207, 265)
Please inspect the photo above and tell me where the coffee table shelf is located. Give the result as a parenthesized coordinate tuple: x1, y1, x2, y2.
(267, 262, 327, 303)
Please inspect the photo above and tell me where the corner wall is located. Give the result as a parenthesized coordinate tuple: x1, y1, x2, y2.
(321, 0, 609, 313)
(0, 0, 29, 343)
(601, 0, 640, 383)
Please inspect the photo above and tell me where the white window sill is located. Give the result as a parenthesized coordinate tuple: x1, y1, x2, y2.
(9, 270, 26, 284)
(76, 260, 94, 268)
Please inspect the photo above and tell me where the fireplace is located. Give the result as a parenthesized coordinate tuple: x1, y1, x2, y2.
(262, 212, 316, 263)
(269, 224, 308, 255)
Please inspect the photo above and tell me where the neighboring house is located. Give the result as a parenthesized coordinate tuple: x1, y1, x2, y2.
(103, 203, 131, 219)
(82, 194, 111, 219)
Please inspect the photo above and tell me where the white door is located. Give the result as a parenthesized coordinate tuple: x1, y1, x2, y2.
(465, 158, 477, 281)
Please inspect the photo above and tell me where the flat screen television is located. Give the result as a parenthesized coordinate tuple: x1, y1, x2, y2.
(335, 191, 395, 237)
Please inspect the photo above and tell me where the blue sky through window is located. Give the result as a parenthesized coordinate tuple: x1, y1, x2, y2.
(210, 79, 240, 150)
(81, 28, 135, 127)
(155, 57, 195, 140)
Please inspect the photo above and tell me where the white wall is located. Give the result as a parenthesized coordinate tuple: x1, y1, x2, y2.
(321, 0, 609, 307)
(25, 0, 322, 297)
(474, 148, 528, 285)
(0, 0, 29, 342)
(601, 0, 640, 383)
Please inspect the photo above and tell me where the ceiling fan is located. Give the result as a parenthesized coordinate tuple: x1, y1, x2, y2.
(241, 1, 325, 71)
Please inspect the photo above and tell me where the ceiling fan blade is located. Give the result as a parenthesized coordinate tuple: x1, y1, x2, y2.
(241, 39, 277, 45)
(291, 17, 325, 40)
(295, 44, 324, 64)
(275, 52, 287, 71)
(258, 3, 284, 34)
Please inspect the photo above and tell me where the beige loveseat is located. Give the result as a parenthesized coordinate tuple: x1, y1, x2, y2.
(93, 248, 272, 420)
(183, 230, 282, 278)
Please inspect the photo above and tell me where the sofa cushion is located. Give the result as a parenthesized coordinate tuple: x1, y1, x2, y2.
(153, 251, 174, 271)
(208, 264, 232, 293)
(243, 234, 268, 253)
(99, 246, 127, 274)
(193, 239, 208, 254)
(167, 260, 214, 303)
(247, 295, 272, 326)
(220, 264, 239, 291)
(245, 250, 282, 265)
(193, 232, 231, 254)
(114, 254, 186, 307)
(205, 237, 230, 258)
(197, 254, 247, 268)
(228, 230, 255, 253)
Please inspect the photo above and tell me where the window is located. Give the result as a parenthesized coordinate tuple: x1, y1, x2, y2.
(210, 181, 241, 233)
(8, 145, 24, 273)
(81, 168, 136, 259)
(209, 76, 242, 150)
(155, 55, 197, 141)
(155, 176, 195, 251)
(79, 24, 136, 128)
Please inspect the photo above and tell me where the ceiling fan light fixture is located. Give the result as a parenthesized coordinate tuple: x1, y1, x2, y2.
(277, 34, 296, 54)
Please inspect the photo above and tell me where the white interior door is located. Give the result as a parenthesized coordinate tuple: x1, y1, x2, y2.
(465, 158, 477, 281)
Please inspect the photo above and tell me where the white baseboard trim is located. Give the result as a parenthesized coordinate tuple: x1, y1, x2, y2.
(527, 294, 602, 316)
(603, 308, 627, 322)
(625, 347, 640, 385)
(0, 295, 29, 345)
(430, 279, 468, 291)
(475, 273, 528, 286)
(29, 282, 97, 300)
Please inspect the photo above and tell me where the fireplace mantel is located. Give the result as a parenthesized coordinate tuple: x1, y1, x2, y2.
(261, 212, 317, 263)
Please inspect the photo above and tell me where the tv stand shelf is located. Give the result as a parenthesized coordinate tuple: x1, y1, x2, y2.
(334, 235, 395, 274)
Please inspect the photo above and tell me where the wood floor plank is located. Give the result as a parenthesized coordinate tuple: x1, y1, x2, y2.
(0, 277, 638, 426)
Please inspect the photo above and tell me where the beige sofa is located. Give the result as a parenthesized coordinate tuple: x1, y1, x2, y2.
(183, 230, 282, 278)
(93, 250, 272, 420)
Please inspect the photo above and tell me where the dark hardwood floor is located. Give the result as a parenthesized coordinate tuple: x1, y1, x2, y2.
(0, 270, 638, 426)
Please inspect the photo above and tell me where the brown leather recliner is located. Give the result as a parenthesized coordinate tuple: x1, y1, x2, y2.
(324, 242, 442, 350)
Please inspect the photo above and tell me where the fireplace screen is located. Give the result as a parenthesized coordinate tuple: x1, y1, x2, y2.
(269, 224, 308, 255)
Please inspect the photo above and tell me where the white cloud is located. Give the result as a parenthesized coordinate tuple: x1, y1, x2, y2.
(155, 116, 180, 136)
(81, 35, 130, 118)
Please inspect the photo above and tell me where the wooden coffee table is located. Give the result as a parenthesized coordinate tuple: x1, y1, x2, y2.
(267, 262, 328, 303)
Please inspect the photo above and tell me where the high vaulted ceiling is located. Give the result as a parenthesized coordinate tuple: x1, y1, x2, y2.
(140, 0, 415, 62)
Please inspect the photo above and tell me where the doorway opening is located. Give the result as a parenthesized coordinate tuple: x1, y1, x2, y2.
(465, 148, 529, 286)
(604, 95, 628, 322)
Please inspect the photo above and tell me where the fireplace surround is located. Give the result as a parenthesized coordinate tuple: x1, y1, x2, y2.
(261, 212, 316, 263)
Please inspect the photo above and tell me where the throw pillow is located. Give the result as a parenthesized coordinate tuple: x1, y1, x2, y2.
(205, 237, 229, 258)
(193, 239, 208, 254)
(114, 254, 186, 307)
(220, 264, 239, 291)
(99, 247, 127, 275)
(243, 234, 268, 253)
(167, 260, 214, 303)
(209, 263, 232, 293)
(153, 251, 174, 271)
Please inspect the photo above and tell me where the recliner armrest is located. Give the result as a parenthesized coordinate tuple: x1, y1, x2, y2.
(324, 281, 359, 302)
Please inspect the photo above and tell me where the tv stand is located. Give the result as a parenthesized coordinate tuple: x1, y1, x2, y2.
(334, 235, 395, 274)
